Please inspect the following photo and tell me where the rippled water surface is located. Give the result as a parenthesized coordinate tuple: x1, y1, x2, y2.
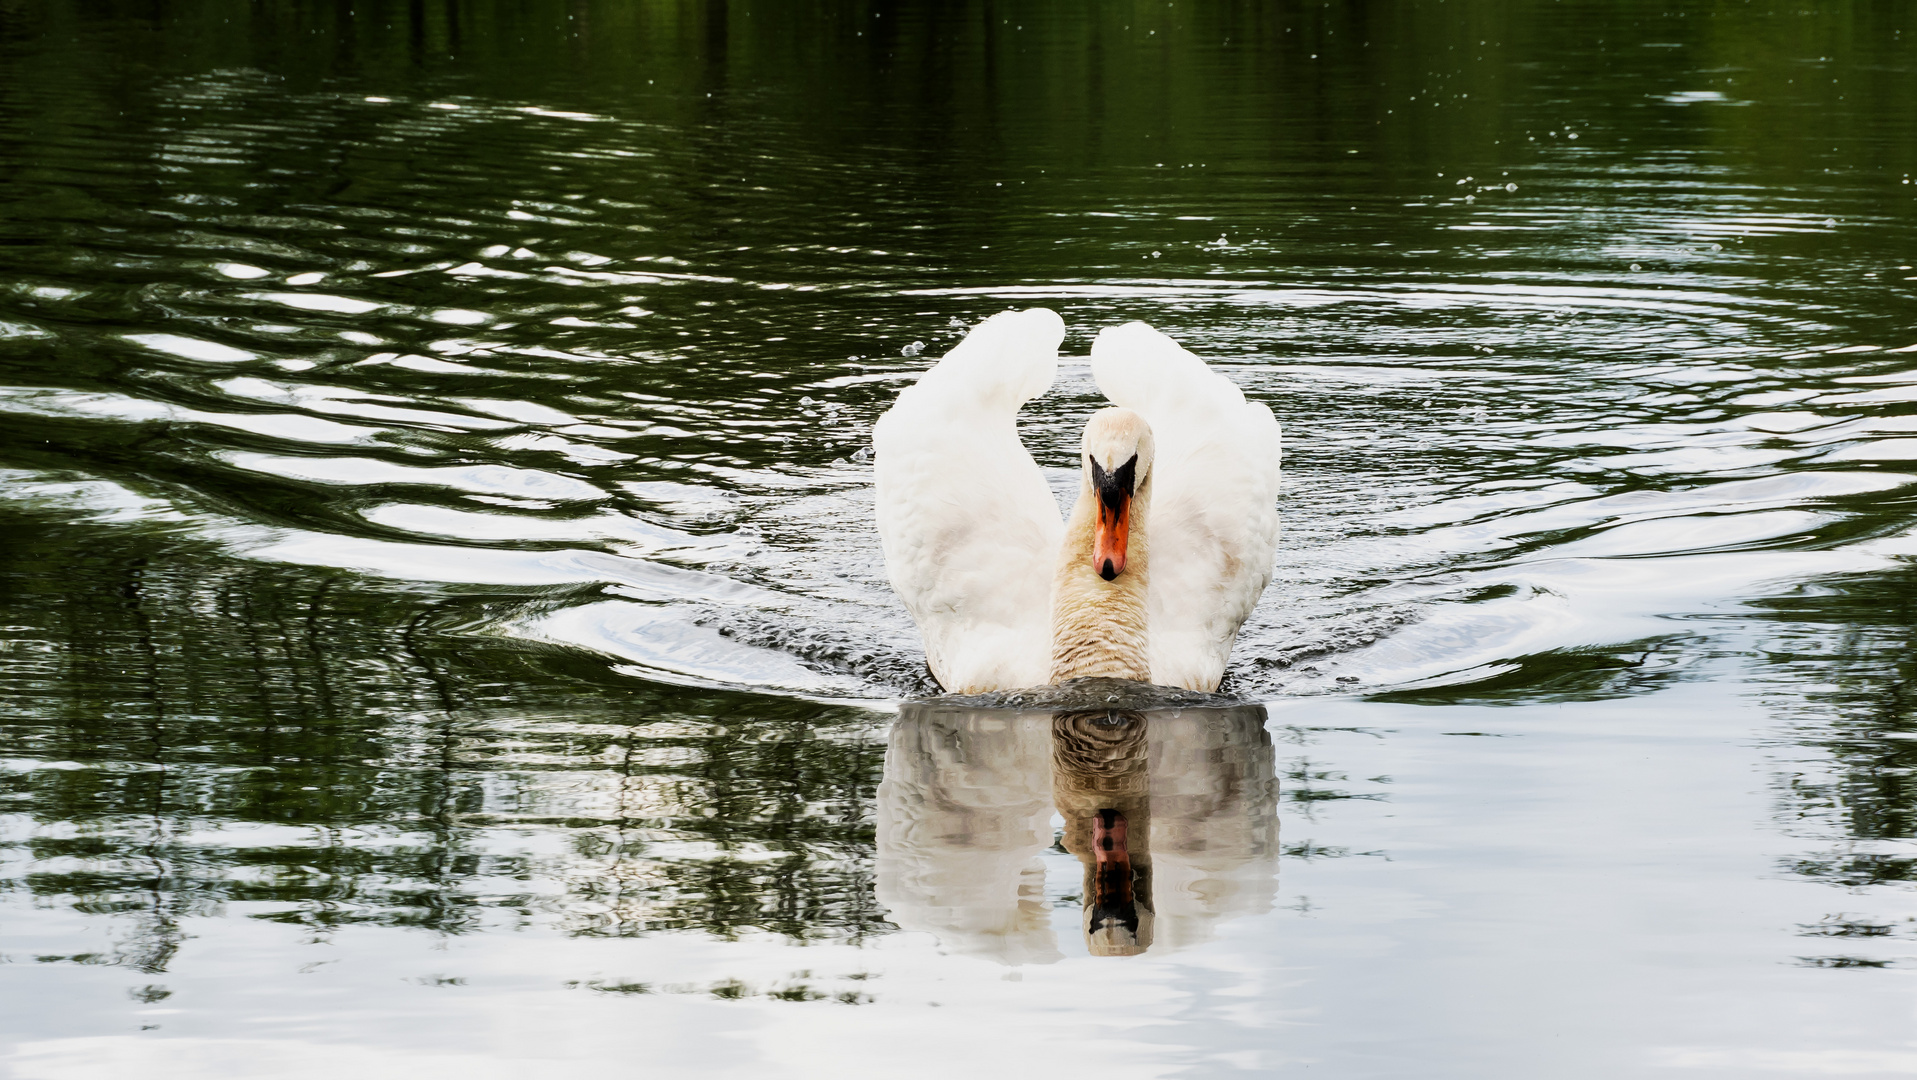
(5, 2, 1917, 1076)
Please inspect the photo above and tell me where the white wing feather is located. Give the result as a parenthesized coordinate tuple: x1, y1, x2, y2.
(1090, 322, 1282, 691)
(874, 308, 1065, 692)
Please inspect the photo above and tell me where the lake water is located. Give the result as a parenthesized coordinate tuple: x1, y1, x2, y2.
(4, 2, 1917, 1076)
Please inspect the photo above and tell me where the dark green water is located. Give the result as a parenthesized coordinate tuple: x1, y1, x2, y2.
(4, 2, 1917, 1076)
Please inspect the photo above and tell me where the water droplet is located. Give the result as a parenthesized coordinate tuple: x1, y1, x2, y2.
(900, 341, 924, 357)
(799, 396, 815, 406)
(1630, 263, 1643, 271)
(1505, 182, 1518, 192)
(1151, 250, 1162, 258)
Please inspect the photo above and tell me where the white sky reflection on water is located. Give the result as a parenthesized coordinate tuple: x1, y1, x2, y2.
(7, 689, 1914, 1079)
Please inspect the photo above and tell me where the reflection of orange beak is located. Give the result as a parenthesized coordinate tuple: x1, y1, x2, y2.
(1093, 808, 1131, 871)
(1094, 493, 1130, 581)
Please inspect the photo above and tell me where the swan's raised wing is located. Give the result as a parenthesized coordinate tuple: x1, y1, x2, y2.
(874, 308, 1065, 692)
(1091, 322, 1282, 691)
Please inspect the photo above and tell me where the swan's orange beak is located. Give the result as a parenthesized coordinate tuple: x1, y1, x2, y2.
(1090, 453, 1138, 581)
(1095, 495, 1130, 581)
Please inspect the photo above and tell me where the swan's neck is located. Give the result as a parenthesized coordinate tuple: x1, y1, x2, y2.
(1050, 479, 1150, 683)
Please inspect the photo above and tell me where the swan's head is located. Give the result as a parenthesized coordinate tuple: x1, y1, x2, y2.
(1080, 408, 1154, 582)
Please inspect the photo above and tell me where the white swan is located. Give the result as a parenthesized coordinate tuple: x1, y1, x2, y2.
(874, 308, 1281, 693)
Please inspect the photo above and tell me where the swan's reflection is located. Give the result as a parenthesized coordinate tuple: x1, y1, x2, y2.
(876, 701, 1277, 961)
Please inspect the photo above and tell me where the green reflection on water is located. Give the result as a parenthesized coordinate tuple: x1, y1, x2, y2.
(0, 517, 889, 963)
(3, 0, 1917, 1010)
